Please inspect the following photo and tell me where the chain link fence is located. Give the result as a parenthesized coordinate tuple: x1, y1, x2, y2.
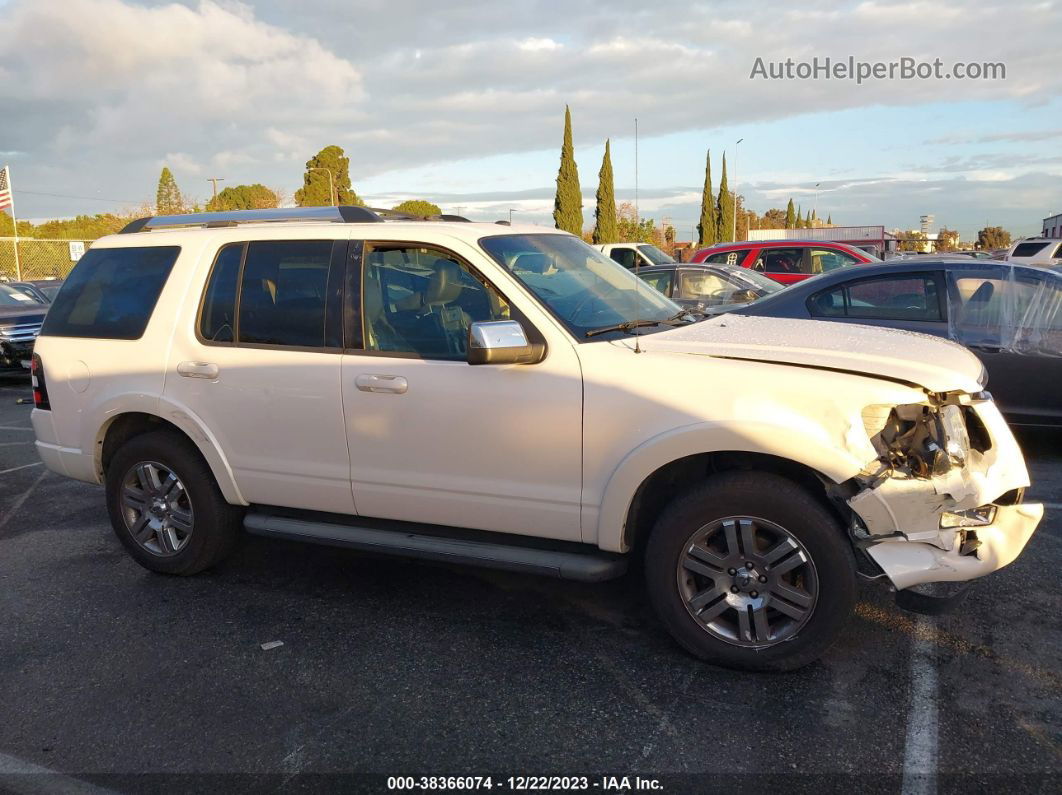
(0, 237, 95, 282)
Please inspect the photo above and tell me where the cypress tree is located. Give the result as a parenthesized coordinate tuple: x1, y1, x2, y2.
(592, 139, 617, 244)
(827, 213, 832, 225)
(156, 167, 183, 214)
(553, 105, 583, 235)
(785, 198, 796, 229)
(716, 154, 733, 243)
(697, 149, 717, 246)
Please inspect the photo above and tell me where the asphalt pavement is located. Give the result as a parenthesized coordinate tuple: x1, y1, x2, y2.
(0, 370, 1058, 793)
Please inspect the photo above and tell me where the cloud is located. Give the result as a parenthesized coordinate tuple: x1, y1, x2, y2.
(926, 128, 1062, 145)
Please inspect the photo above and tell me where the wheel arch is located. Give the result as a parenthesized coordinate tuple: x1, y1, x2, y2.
(97, 408, 246, 506)
(592, 423, 865, 553)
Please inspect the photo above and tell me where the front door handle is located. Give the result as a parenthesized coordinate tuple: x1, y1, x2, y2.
(177, 361, 219, 379)
(355, 374, 408, 394)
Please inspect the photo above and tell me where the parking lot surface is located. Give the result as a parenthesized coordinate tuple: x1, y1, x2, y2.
(0, 371, 1059, 792)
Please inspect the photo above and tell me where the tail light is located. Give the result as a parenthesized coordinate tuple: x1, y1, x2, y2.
(31, 353, 50, 410)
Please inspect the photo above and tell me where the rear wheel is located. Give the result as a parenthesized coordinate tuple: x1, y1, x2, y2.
(645, 472, 856, 671)
(105, 430, 242, 575)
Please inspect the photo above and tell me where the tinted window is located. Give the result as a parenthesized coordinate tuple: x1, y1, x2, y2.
(1012, 242, 1051, 258)
(638, 270, 673, 296)
(41, 246, 179, 339)
(199, 244, 242, 342)
(701, 249, 750, 266)
(364, 244, 511, 360)
(810, 274, 943, 322)
(756, 248, 807, 274)
(237, 240, 335, 348)
(609, 248, 637, 269)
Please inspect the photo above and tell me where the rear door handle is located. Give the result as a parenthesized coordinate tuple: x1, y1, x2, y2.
(177, 361, 219, 379)
(355, 374, 408, 394)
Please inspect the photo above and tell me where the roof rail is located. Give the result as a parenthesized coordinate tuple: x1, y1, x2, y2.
(118, 206, 471, 234)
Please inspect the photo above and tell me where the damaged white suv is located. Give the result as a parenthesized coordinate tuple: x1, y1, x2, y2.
(31, 207, 1043, 671)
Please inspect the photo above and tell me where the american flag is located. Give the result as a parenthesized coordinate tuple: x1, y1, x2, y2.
(0, 167, 12, 212)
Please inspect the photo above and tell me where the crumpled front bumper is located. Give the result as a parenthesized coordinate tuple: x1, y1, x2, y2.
(847, 398, 1044, 590)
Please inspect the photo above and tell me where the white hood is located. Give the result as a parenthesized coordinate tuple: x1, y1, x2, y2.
(644, 314, 985, 393)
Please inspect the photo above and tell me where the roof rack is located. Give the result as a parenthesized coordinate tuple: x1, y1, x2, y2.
(119, 206, 471, 234)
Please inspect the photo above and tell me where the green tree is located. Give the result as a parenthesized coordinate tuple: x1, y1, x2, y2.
(616, 202, 657, 244)
(295, 145, 362, 207)
(156, 167, 183, 214)
(696, 149, 717, 246)
(785, 199, 796, 229)
(553, 105, 583, 235)
(206, 184, 279, 212)
(592, 139, 617, 244)
(763, 208, 787, 228)
(899, 230, 929, 252)
(936, 227, 959, 252)
(827, 213, 832, 225)
(392, 199, 442, 217)
(716, 153, 734, 243)
(796, 205, 804, 229)
(977, 226, 1011, 250)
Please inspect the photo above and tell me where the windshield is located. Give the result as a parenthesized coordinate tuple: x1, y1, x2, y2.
(732, 267, 785, 294)
(638, 244, 674, 265)
(480, 234, 685, 338)
(0, 283, 44, 308)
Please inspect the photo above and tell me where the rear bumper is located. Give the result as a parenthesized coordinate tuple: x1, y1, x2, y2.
(866, 502, 1043, 590)
(32, 408, 99, 484)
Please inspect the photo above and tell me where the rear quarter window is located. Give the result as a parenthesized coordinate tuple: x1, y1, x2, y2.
(40, 246, 180, 339)
(1011, 242, 1051, 258)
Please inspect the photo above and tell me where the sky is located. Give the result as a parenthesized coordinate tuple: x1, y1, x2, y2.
(0, 0, 1060, 240)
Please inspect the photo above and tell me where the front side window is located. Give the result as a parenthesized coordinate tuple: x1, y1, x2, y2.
(701, 249, 750, 266)
(809, 248, 860, 274)
(755, 247, 807, 274)
(480, 234, 683, 339)
(677, 267, 783, 306)
(363, 244, 511, 360)
(41, 246, 179, 339)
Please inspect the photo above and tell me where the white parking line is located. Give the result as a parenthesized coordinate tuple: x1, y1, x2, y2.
(901, 616, 938, 795)
(0, 750, 118, 794)
(0, 462, 43, 476)
(0, 426, 33, 431)
(0, 470, 47, 533)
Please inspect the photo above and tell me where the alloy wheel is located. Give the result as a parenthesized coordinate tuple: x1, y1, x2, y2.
(120, 461, 194, 556)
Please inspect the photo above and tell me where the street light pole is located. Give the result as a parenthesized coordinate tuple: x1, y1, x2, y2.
(508, 208, 517, 224)
(732, 138, 743, 242)
(308, 168, 335, 206)
(814, 183, 820, 226)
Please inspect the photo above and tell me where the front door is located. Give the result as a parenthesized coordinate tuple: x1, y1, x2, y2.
(340, 240, 584, 541)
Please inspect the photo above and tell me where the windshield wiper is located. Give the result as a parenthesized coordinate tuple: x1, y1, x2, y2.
(585, 319, 662, 338)
(667, 308, 705, 321)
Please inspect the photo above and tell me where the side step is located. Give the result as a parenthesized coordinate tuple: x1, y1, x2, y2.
(244, 513, 628, 583)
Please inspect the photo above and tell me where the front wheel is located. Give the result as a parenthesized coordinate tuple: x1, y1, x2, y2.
(645, 472, 856, 672)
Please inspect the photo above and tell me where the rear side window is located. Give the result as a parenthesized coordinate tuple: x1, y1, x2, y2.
(40, 246, 179, 339)
(701, 249, 750, 266)
(200, 244, 242, 342)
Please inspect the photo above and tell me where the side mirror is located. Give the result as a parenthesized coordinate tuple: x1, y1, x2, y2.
(467, 320, 543, 365)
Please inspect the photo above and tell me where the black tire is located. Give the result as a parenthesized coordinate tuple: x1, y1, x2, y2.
(105, 430, 242, 575)
(645, 471, 856, 672)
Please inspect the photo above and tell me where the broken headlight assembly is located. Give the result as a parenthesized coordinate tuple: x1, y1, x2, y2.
(940, 505, 996, 528)
(861, 396, 975, 479)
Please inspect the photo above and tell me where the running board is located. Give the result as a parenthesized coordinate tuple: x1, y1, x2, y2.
(243, 513, 628, 582)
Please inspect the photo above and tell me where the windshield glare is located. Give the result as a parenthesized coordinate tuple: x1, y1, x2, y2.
(480, 234, 684, 338)
(0, 284, 43, 308)
(637, 244, 674, 265)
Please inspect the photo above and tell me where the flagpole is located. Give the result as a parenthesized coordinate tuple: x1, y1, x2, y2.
(6, 167, 21, 281)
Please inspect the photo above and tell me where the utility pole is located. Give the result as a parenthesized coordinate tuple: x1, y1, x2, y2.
(634, 117, 639, 223)
(207, 177, 225, 203)
(508, 208, 517, 224)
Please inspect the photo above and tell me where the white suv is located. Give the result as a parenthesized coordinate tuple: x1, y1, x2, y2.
(1005, 238, 1062, 268)
(31, 206, 1043, 671)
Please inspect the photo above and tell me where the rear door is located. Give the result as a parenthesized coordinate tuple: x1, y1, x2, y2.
(164, 237, 355, 514)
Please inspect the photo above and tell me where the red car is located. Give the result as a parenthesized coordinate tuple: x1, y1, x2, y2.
(690, 241, 877, 285)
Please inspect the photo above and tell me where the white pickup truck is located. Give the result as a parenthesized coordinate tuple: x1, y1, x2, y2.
(596, 242, 675, 269)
